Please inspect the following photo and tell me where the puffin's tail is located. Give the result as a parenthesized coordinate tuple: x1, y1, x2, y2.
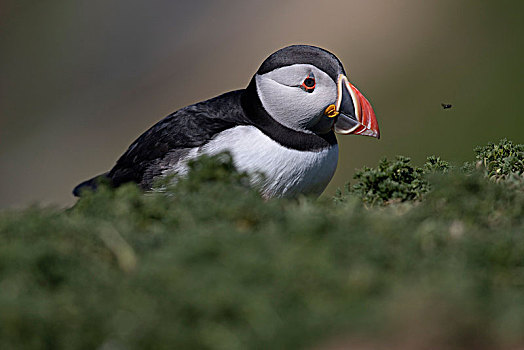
(72, 173, 111, 197)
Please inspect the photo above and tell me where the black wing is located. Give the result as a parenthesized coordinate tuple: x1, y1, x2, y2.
(74, 90, 248, 196)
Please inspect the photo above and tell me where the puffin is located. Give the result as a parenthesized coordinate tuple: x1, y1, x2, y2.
(73, 45, 380, 198)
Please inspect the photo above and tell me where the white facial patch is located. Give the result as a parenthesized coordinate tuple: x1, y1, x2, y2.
(255, 64, 337, 132)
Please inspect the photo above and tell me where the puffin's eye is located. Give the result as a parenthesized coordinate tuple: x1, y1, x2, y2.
(300, 74, 316, 93)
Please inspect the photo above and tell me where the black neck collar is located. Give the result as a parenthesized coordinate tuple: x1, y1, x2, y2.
(240, 77, 337, 152)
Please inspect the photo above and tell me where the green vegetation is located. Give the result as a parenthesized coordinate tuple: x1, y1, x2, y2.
(336, 155, 451, 206)
(472, 138, 524, 182)
(0, 140, 523, 349)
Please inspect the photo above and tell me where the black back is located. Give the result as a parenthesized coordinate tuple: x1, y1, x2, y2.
(108, 91, 249, 188)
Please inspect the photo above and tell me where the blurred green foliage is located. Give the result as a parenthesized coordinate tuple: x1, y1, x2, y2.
(0, 140, 523, 349)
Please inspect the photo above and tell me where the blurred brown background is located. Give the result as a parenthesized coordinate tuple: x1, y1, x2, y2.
(1, 0, 523, 208)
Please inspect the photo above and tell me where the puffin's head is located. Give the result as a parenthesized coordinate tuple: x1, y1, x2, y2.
(251, 45, 380, 138)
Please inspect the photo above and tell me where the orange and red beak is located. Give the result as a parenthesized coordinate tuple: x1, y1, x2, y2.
(330, 74, 380, 139)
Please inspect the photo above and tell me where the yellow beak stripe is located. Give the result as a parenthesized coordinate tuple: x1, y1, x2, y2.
(324, 104, 339, 118)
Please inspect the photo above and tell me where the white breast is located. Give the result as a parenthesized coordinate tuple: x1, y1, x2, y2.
(200, 126, 338, 198)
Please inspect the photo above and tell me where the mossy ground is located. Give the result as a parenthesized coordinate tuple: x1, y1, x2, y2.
(0, 140, 523, 349)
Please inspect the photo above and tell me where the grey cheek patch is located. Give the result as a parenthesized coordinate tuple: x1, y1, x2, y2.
(255, 65, 338, 133)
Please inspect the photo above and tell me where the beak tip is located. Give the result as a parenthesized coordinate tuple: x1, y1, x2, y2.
(333, 75, 380, 139)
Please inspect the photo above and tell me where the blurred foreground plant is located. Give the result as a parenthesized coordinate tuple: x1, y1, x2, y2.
(0, 140, 523, 350)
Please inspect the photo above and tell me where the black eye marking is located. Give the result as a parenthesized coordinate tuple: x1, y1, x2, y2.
(300, 73, 316, 93)
(304, 77, 315, 87)
(441, 103, 452, 109)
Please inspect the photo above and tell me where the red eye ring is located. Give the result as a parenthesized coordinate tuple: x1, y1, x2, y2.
(301, 74, 316, 93)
